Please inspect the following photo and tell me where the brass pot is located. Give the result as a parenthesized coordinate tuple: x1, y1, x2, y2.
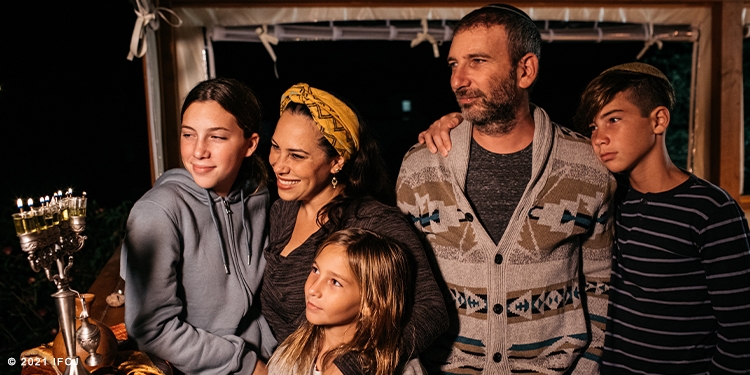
(53, 293, 118, 372)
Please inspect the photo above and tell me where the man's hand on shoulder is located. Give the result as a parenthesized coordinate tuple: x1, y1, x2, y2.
(418, 112, 462, 156)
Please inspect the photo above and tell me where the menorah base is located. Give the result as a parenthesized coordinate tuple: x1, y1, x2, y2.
(62, 356, 88, 375)
(52, 288, 91, 375)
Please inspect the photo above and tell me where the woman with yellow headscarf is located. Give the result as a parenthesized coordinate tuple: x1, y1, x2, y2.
(261, 83, 447, 375)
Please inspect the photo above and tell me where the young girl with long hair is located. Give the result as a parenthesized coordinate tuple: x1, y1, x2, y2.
(268, 228, 423, 375)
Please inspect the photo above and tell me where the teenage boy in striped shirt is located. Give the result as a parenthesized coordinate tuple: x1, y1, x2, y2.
(575, 63, 750, 373)
(419, 62, 750, 373)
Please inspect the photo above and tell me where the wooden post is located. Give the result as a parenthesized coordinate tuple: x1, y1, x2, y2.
(711, 0, 744, 200)
(156, 0, 183, 174)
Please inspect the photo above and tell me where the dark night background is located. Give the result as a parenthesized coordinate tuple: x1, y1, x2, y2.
(0, 4, 692, 218)
(0, 1, 692, 372)
(211, 21, 692, 184)
(0, 2, 151, 210)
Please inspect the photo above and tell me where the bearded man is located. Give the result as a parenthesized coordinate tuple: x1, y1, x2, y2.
(396, 4, 616, 374)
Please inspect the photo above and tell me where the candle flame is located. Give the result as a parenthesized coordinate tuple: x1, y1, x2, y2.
(57, 190, 63, 196)
(17, 198, 22, 208)
(27, 198, 34, 207)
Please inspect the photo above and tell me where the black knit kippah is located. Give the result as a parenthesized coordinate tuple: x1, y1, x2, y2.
(481, 3, 533, 22)
(602, 62, 670, 84)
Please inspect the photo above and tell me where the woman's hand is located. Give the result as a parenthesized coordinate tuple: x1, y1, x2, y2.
(417, 112, 463, 156)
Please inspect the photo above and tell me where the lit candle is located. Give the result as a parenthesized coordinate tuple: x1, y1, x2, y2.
(13, 200, 39, 235)
(41, 198, 54, 227)
(69, 192, 87, 218)
(49, 196, 61, 225)
(29, 199, 47, 231)
(14, 198, 26, 234)
(60, 195, 70, 222)
(12, 212, 30, 235)
(81, 192, 87, 217)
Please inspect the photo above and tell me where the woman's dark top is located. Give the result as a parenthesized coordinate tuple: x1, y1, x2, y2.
(261, 198, 448, 375)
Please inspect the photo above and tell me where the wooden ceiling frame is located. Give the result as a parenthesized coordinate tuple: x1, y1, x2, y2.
(149, 0, 749, 211)
(168, 1, 719, 6)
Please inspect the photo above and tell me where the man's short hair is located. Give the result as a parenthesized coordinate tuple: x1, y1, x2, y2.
(574, 62, 676, 132)
(453, 4, 541, 66)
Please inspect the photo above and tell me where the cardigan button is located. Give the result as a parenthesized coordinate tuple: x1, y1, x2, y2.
(494, 254, 503, 264)
(493, 303, 503, 314)
(493, 352, 502, 362)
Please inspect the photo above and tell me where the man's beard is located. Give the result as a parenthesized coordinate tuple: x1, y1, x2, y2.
(455, 69, 523, 135)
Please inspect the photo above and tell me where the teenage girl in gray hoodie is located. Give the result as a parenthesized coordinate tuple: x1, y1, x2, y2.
(121, 78, 276, 374)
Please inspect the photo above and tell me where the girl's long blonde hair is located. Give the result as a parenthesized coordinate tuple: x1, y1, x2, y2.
(268, 228, 413, 375)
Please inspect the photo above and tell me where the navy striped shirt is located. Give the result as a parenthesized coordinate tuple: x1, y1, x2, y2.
(602, 175, 750, 374)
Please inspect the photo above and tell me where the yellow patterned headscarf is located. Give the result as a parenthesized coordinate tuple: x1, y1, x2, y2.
(280, 83, 360, 161)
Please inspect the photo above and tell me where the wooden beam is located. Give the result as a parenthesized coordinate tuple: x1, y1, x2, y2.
(157, 0, 183, 173)
(142, 57, 158, 186)
(710, 0, 743, 201)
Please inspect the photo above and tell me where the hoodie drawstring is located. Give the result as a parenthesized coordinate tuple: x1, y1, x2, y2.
(240, 188, 253, 265)
(206, 189, 231, 274)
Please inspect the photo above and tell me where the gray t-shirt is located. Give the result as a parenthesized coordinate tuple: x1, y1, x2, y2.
(465, 138, 532, 244)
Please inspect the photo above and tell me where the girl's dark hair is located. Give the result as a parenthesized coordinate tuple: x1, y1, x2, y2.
(284, 102, 395, 230)
(181, 78, 268, 187)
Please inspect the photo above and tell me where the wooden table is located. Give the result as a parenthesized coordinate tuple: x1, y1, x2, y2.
(86, 246, 125, 327)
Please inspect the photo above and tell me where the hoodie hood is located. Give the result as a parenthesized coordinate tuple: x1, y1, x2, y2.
(154, 168, 261, 204)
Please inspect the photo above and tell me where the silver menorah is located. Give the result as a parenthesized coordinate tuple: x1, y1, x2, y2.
(13, 191, 98, 375)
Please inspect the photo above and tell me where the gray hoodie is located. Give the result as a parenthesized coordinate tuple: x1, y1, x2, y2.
(121, 168, 276, 374)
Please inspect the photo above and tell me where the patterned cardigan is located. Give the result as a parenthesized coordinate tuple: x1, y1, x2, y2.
(396, 105, 615, 374)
